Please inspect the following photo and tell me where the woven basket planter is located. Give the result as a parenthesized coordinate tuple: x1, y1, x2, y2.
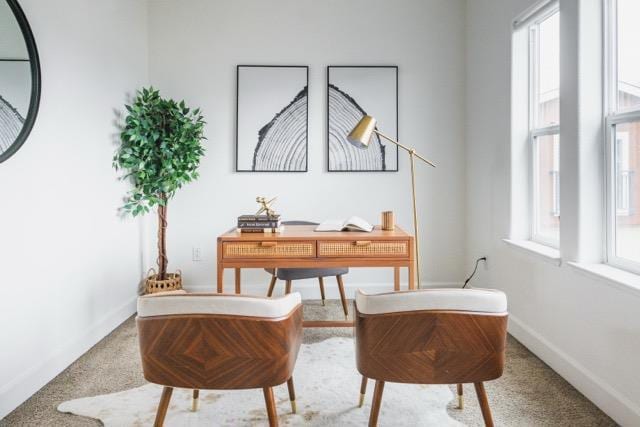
(145, 268, 182, 294)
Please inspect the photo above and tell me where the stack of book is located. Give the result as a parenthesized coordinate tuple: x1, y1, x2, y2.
(237, 215, 282, 233)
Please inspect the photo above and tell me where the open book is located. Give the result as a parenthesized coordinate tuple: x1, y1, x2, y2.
(315, 216, 374, 232)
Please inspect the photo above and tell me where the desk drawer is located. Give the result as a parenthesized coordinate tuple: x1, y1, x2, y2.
(223, 241, 315, 259)
(318, 240, 409, 258)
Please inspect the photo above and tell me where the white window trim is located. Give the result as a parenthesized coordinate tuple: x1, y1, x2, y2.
(513, 0, 558, 30)
(503, 238, 561, 266)
(567, 262, 640, 296)
(603, 0, 640, 275)
(528, 6, 561, 249)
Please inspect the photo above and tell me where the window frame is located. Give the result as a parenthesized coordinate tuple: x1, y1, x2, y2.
(528, 6, 561, 248)
(604, 0, 640, 274)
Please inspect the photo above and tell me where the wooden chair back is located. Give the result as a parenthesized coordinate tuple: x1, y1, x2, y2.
(355, 292, 508, 384)
(137, 298, 303, 390)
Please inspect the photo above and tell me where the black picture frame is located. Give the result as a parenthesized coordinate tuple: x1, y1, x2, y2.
(235, 65, 309, 172)
(0, 0, 42, 164)
(327, 65, 399, 172)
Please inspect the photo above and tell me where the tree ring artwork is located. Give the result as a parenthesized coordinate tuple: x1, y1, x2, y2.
(328, 66, 398, 172)
(236, 66, 309, 172)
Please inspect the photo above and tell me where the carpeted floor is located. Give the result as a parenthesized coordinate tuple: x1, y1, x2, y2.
(1, 300, 617, 426)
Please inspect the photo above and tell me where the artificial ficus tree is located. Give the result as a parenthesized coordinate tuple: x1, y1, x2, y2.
(114, 87, 206, 280)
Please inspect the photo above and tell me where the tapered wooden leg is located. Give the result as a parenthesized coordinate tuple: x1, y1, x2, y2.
(191, 389, 199, 412)
(359, 376, 368, 407)
(287, 377, 297, 414)
(263, 387, 279, 427)
(368, 380, 385, 427)
(457, 383, 463, 409)
(235, 268, 241, 294)
(474, 382, 494, 427)
(393, 267, 400, 291)
(285, 280, 292, 295)
(154, 386, 173, 427)
(267, 275, 277, 297)
(336, 275, 349, 318)
(318, 277, 326, 306)
(408, 262, 416, 290)
(217, 265, 223, 293)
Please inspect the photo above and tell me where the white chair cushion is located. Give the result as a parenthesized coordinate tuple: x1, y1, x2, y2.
(137, 292, 302, 318)
(355, 288, 507, 315)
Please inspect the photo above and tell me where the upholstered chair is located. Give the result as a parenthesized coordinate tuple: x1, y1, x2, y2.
(355, 288, 508, 427)
(137, 291, 303, 427)
(265, 221, 350, 317)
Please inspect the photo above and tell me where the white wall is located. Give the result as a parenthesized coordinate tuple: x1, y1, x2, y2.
(0, 0, 148, 418)
(466, 0, 640, 425)
(146, 0, 467, 294)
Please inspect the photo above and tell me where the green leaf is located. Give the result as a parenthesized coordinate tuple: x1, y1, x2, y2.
(113, 86, 206, 217)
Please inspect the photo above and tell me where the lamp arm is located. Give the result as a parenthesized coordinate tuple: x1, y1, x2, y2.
(373, 130, 436, 167)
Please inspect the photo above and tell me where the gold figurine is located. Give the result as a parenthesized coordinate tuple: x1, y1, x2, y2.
(255, 196, 278, 217)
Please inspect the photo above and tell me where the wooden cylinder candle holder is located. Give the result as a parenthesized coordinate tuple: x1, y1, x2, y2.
(381, 211, 395, 231)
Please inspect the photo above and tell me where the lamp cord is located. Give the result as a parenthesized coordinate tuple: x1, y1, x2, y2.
(462, 257, 487, 289)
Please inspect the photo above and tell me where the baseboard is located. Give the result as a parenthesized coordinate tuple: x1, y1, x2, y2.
(185, 281, 464, 298)
(0, 296, 138, 420)
(508, 314, 640, 426)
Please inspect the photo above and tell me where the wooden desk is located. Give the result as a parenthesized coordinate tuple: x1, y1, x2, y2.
(216, 225, 415, 296)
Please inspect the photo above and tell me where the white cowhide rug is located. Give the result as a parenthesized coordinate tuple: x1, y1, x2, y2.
(58, 337, 465, 426)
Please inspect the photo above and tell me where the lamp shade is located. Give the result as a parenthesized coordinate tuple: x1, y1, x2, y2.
(347, 115, 377, 148)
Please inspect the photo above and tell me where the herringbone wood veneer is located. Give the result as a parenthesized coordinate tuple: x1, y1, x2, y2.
(355, 306, 508, 426)
(356, 309, 507, 384)
(137, 307, 303, 390)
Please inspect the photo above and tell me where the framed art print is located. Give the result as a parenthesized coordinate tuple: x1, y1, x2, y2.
(236, 65, 308, 172)
(327, 66, 398, 172)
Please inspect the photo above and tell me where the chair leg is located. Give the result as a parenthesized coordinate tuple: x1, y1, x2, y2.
(154, 386, 173, 427)
(263, 387, 279, 427)
(191, 389, 199, 412)
(457, 383, 463, 409)
(318, 277, 326, 306)
(368, 380, 385, 427)
(287, 377, 297, 414)
(336, 275, 349, 318)
(267, 275, 277, 297)
(474, 382, 494, 427)
(359, 376, 368, 407)
(285, 280, 292, 295)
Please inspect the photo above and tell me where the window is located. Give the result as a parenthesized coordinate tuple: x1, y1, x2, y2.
(529, 9, 560, 247)
(615, 132, 631, 216)
(605, 0, 640, 272)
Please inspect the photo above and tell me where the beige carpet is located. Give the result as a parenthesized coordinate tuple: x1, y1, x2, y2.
(57, 338, 463, 426)
(1, 300, 617, 426)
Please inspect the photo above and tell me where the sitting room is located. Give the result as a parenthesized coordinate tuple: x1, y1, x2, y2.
(0, 0, 638, 425)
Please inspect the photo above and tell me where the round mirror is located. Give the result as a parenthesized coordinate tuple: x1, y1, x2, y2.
(0, 0, 40, 163)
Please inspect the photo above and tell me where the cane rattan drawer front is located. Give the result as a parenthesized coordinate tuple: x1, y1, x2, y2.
(317, 240, 409, 258)
(223, 241, 316, 259)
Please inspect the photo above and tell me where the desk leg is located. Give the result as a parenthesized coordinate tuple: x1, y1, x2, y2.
(408, 263, 416, 290)
(394, 267, 400, 291)
(235, 268, 241, 294)
(217, 266, 224, 293)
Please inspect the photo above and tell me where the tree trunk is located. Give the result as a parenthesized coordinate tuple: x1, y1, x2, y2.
(157, 193, 168, 280)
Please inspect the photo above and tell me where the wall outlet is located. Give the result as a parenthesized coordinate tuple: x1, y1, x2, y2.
(192, 247, 202, 262)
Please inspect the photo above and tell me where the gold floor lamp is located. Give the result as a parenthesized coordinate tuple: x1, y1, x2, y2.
(347, 115, 435, 288)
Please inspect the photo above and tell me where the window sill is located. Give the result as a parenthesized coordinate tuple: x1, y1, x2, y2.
(567, 262, 640, 296)
(502, 239, 561, 266)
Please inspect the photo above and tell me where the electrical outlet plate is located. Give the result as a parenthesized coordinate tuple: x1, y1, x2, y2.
(192, 247, 202, 262)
